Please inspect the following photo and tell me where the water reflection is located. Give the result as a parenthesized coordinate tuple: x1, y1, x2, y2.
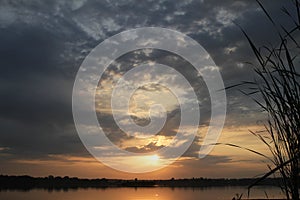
(0, 186, 284, 200)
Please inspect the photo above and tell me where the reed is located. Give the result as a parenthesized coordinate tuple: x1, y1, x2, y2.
(228, 1, 300, 199)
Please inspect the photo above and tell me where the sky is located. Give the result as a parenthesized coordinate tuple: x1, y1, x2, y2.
(0, 0, 299, 179)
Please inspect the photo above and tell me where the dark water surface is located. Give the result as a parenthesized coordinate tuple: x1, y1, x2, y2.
(0, 186, 284, 200)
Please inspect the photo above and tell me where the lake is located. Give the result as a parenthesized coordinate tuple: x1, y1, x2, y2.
(0, 186, 285, 200)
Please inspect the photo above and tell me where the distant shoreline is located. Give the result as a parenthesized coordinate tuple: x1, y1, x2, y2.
(0, 175, 286, 191)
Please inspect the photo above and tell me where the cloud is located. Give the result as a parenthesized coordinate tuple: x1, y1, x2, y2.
(124, 142, 165, 153)
(0, 0, 297, 177)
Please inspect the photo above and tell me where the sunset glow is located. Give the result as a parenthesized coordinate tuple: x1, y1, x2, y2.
(148, 154, 160, 163)
(1, 0, 294, 183)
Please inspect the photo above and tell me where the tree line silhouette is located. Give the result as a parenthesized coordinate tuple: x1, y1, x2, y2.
(0, 175, 292, 191)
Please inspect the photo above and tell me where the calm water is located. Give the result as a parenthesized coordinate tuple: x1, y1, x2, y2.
(0, 186, 284, 200)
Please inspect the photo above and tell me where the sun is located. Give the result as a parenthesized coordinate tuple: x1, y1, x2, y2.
(148, 154, 160, 163)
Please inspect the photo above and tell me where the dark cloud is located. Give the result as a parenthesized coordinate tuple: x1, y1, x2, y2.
(124, 142, 165, 153)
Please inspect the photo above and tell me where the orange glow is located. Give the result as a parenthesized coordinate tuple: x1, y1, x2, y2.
(0, 124, 273, 179)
